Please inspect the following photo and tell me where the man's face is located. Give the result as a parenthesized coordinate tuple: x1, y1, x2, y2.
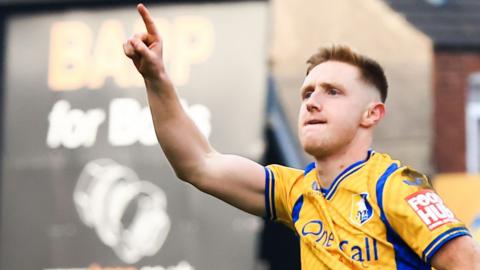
(298, 61, 376, 158)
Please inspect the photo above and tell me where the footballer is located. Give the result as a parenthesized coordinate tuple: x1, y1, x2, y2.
(124, 4, 480, 269)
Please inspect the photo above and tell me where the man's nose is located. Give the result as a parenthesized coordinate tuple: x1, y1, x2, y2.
(306, 91, 322, 112)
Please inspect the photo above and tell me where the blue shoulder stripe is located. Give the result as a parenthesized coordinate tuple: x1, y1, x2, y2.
(292, 195, 304, 224)
(423, 227, 471, 264)
(376, 163, 431, 269)
(264, 167, 277, 221)
(264, 167, 272, 220)
(270, 168, 277, 221)
(304, 162, 315, 175)
(376, 163, 399, 212)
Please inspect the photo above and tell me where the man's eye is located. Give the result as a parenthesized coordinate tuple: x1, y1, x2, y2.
(303, 91, 313, 100)
(326, 88, 339, 95)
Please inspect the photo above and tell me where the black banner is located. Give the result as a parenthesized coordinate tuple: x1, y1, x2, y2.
(1, 2, 268, 270)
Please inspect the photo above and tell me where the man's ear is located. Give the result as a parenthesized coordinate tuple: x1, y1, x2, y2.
(361, 102, 385, 128)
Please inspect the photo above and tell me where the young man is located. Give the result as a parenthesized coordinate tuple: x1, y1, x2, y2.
(124, 4, 480, 269)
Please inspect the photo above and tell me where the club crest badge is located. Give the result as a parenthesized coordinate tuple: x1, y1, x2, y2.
(350, 193, 373, 226)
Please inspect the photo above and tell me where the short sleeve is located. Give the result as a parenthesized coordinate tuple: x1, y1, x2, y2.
(265, 164, 300, 229)
(378, 166, 470, 264)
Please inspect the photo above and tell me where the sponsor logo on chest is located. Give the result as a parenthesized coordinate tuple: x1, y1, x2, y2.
(300, 219, 379, 262)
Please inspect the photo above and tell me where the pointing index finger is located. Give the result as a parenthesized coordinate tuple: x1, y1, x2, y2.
(137, 3, 158, 36)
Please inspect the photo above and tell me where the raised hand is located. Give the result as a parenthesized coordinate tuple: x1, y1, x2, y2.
(124, 4, 166, 81)
(122, 4, 266, 220)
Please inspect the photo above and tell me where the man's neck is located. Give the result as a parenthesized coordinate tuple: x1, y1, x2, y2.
(314, 143, 371, 190)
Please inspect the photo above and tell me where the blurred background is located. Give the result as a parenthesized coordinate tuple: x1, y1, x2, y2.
(0, 0, 478, 269)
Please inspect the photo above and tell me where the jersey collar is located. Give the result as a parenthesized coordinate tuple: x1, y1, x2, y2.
(304, 149, 375, 200)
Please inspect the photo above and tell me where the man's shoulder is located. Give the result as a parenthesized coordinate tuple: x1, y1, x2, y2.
(364, 151, 430, 186)
(363, 151, 400, 179)
(368, 151, 399, 166)
(366, 151, 433, 199)
(266, 164, 305, 176)
(266, 164, 307, 192)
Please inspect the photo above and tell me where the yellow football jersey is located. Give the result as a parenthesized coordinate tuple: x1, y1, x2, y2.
(265, 150, 470, 269)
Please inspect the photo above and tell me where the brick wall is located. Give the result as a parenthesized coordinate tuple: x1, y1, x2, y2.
(434, 51, 480, 173)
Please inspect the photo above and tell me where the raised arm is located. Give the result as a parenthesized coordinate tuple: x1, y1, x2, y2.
(431, 235, 480, 270)
(123, 4, 266, 216)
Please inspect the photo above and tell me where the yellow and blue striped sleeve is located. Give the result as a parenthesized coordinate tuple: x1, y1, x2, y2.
(377, 166, 470, 266)
(264, 164, 300, 229)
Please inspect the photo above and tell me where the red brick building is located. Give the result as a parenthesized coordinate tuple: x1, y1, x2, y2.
(385, 0, 480, 173)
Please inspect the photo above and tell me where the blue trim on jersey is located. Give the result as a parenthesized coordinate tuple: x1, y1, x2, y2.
(304, 162, 316, 175)
(292, 195, 304, 224)
(325, 165, 364, 200)
(423, 227, 471, 264)
(264, 167, 272, 220)
(376, 163, 431, 270)
(270, 168, 277, 221)
(304, 150, 374, 200)
(376, 163, 398, 214)
(324, 149, 374, 200)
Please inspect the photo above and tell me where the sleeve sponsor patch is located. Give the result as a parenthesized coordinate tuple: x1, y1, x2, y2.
(405, 190, 458, 230)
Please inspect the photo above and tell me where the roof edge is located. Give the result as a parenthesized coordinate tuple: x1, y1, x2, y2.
(434, 44, 480, 53)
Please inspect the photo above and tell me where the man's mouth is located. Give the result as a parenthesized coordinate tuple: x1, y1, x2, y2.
(305, 119, 327, 126)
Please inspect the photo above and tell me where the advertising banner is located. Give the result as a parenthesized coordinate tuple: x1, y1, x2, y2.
(1, 2, 268, 270)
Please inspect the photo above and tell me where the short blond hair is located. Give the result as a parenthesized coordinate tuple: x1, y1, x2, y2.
(306, 45, 388, 102)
